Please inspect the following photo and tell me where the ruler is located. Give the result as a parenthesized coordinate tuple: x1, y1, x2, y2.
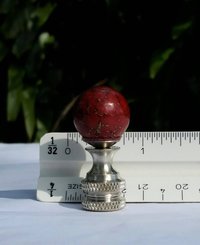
(37, 131, 200, 203)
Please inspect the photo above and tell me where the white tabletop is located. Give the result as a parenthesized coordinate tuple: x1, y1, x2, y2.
(1, 143, 200, 245)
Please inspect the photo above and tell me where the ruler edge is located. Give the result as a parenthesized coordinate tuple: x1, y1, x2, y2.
(37, 131, 200, 203)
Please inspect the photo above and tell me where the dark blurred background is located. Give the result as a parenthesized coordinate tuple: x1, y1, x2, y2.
(0, 0, 199, 142)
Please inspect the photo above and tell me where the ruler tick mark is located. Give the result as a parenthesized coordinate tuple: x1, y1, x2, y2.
(184, 132, 186, 141)
(161, 189, 165, 201)
(156, 132, 158, 141)
(76, 133, 78, 143)
(142, 190, 145, 201)
(181, 190, 184, 201)
(123, 134, 125, 145)
(66, 137, 69, 147)
(189, 133, 191, 143)
(151, 133, 154, 143)
(75, 192, 77, 200)
(65, 191, 67, 201)
(165, 132, 168, 141)
(170, 133, 172, 143)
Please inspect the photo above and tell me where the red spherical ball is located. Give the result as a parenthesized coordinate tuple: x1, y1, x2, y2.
(73, 86, 130, 145)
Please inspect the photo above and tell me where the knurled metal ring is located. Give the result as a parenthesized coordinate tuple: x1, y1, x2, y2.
(82, 200, 126, 212)
(81, 180, 126, 192)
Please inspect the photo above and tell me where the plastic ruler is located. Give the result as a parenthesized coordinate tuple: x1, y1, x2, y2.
(37, 131, 200, 203)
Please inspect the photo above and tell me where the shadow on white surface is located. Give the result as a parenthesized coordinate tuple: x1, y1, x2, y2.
(59, 202, 83, 210)
(0, 189, 36, 200)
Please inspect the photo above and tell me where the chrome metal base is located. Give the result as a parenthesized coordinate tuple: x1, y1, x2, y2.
(82, 139, 118, 149)
(81, 146, 126, 212)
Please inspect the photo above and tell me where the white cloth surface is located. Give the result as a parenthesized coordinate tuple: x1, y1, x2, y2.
(1, 143, 200, 245)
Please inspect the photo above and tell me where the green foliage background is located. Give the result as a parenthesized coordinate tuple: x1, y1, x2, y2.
(0, 0, 199, 142)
